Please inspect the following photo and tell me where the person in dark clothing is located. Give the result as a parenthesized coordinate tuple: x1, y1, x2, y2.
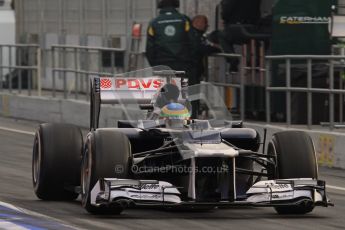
(214, 0, 262, 72)
(220, 0, 262, 46)
(221, 0, 262, 25)
(146, 0, 195, 76)
(191, 15, 221, 85)
(189, 15, 222, 118)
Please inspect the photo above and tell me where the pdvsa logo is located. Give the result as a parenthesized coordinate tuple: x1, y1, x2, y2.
(100, 78, 164, 90)
(115, 79, 163, 89)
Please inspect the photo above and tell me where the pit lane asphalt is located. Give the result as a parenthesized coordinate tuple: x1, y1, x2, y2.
(0, 117, 344, 230)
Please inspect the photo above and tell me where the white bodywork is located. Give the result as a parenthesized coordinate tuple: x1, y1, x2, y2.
(91, 179, 181, 206)
(90, 178, 326, 207)
(183, 143, 239, 159)
(246, 179, 324, 203)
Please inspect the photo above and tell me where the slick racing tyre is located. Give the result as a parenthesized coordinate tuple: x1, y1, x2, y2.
(81, 129, 132, 215)
(267, 131, 318, 215)
(32, 123, 83, 200)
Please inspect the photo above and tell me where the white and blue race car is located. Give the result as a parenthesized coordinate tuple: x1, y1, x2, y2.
(32, 66, 332, 215)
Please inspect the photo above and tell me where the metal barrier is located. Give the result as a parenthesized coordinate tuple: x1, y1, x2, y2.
(3, 43, 344, 131)
(0, 44, 41, 96)
(265, 55, 345, 130)
(242, 40, 266, 86)
(51, 44, 126, 100)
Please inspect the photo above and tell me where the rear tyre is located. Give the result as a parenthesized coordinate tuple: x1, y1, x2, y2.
(267, 131, 318, 215)
(32, 123, 83, 200)
(81, 129, 132, 215)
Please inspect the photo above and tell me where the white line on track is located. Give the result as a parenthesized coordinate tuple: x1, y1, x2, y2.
(0, 125, 345, 193)
(0, 220, 28, 230)
(0, 126, 35, 136)
(0, 200, 80, 230)
(327, 185, 345, 192)
(0, 201, 24, 213)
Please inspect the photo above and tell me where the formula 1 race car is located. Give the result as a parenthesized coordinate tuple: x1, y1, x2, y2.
(32, 66, 332, 215)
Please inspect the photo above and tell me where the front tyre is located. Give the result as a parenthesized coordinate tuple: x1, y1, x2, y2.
(32, 123, 83, 200)
(267, 131, 318, 215)
(81, 129, 132, 215)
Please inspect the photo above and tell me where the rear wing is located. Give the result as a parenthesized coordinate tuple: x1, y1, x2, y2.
(90, 70, 186, 130)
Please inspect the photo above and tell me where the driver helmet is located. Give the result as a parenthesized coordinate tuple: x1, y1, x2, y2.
(154, 83, 180, 108)
(160, 102, 190, 128)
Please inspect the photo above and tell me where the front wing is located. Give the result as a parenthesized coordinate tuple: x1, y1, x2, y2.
(90, 178, 332, 209)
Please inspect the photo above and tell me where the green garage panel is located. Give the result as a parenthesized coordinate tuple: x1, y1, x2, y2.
(272, 0, 333, 55)
(270, 0, 336, 123)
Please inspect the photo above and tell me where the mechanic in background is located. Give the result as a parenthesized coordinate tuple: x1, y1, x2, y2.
(145, 0, 195, 79)
(216, 0, 262, 72)
(191, 15, 221, 86)
(189, 15, 222, 119)
(221, 0, 261, 25)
